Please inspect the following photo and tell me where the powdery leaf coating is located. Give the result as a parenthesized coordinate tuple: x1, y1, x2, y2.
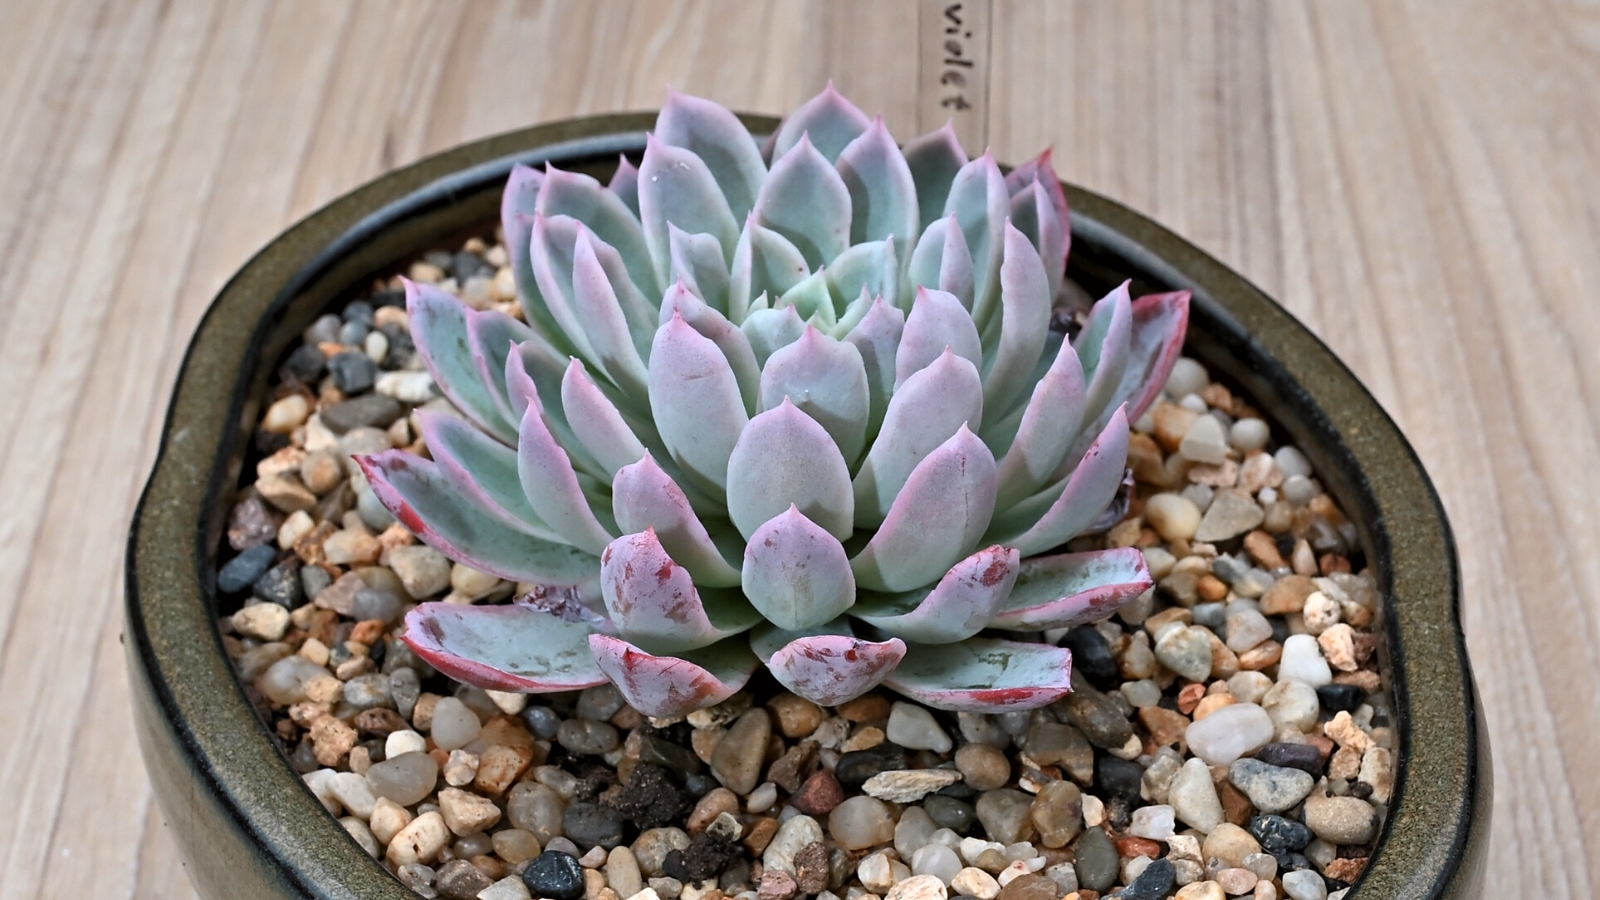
(537, 165, 659, 299)
(403, 603, 608, 693)
(772, 81, 872, 163)
(657, 87, 767, 222)
(902, 122, 969, 232)
(589, 634, 758, 718)
(884, 638, 1074, 713)
(853, 350, 984, 527)
(560, 361, 648, 479)
(648, 312, 749, 498)
(611, 453, 743, 588)
(988, 547, 1154, 631)
(516, 396, 616, 557)
(758, 326, 871, 464)
(896, 288, 983, 389)
(741, 506, 858, 631)
(755, 134, 852, 270)
(600, 529, 761, 654)
(764, 631, 908, 706)
(638, 134, 741, 284)
(985, 407, 1131, 557)
(853, 545, 1020, 644)
(407, 280, 522, 444)
(726, 398, 855, 541)
(837, 117, 919, 249)
(907, 214, 976, 311)
(416, 410, 561, 542)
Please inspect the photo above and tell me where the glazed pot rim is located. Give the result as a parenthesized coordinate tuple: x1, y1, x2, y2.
(126, 111, 1488, 900)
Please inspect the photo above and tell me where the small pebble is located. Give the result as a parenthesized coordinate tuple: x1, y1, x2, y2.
(887, 702, 952, 752)
(522, 851, 586, 900)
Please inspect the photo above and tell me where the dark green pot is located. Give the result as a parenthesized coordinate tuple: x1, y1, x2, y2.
(126, 113, 1490, 900)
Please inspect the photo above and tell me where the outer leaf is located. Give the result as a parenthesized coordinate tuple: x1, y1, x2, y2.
(851, 425, 998, 592)
(599, 529, 761, 654)
(406, 281, 519, 444)
(837, 117, 919, 248)
(668, 223, 731, 314)
(588, 634, 759, 718)
(560, 360, 647, 478)
(944, 153, 1010, 331)
(883, 638, 1074, 712)
(1117, 290, 1191, 424)
(741, 506, 857, 631)
(517, 400, 616, 557)
(842, 296, 905, 437)
(759, 326, 870, 464)
(728, 217, 811, 323)
(608, 155, 640, 216)
(852, 545, 1019, 644)
(752, 622, 907, 706)
(906, 214, 975, 309)
(989, 547, 1153, 631)
(659, 282, 761, 415)
(992, 339, 1087, 509)
(726, 398, 855, 541)
(416, 410, 560, 542)
(772, 82, 871, 162)
(502, 167, 551, 336)
(612, 453, 742, 587)
(854, 349, 984, 526)
(1075, 281, 1133, 425)
(895, 287, 982, 389)
(402, 603, 607, 693)
(466, 305, 537, 430)
(741, 303, 807, 367)
(985, 406, 1130, 557)
(902, 122, 969, 232)
(570, 229, 651, 401)
(980, 223, 1053, 416)
(638, 134, 740, 284)
(657, 87, 767, 221)
(357, 452, 597, 585)
(648, 312, 749, 499)
(537, 165, 659, 298)
(825, 239, 898, 314)
(754, 134, 852, 269)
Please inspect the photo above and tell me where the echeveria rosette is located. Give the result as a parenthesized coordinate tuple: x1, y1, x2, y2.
(359, 85, 1190, 718)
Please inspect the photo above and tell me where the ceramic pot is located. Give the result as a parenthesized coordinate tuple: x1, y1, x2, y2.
(126, 113, 1490, 900)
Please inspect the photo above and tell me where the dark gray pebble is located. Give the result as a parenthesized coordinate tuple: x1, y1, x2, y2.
(1094, 756, 1143, 804)
(218, 544, 277, 593)
(322, 394, 401, 433)
(252, 558, 302, 607)
(1249, 814, 1314, 854)
(834, 744, 906, 788)
(1316, 683, 1365, 713)
(282, 344, 327, 383)
(1073, 827, 1119, 893)
(1255, 742, 1324, 776)
(328, 350, 377, 393)
(923, 794, 975, 833)
(561, 801, 626, 850)
(1116, 858, 1175, 900)
(522, 851, 586, 900)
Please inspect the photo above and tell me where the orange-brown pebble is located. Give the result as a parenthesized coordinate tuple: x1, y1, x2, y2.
(1324, 857, 1367, 882)
(1219, 780, 1255, 825)
(1237, 640, 1283, 671)
(1176, 683, 1206, 715)
(688, 788, 740, 832)
(837, 694, 891, 722)
(1319, 554, 1351, 575)
(1139, 706, 1191, 749)
(349, 618, 385, 646)
(1192, 694, 1237, 721)
(1259, 575, 1315, 615)
(1115, 836, 1165, 860)
(1199, 382, 1233, 411)
(743, 817, 779, 854)
(1196, 575, 1229, 603)
(1242, 530, 1285, 569)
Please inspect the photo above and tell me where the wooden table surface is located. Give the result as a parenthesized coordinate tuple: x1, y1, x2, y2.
(2, 1, 1595, 896)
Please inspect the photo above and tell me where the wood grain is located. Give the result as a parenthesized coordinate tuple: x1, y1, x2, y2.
(0, 1, 1592, 896)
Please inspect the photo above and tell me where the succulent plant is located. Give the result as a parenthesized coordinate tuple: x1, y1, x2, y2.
(357, 85, 1189, 718)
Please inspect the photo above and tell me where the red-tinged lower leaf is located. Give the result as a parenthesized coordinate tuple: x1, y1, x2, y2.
(852, 545, 1018, 644)
(357, 452, 598, 587)
(883, 638, 1074, 713)
(600, 530, 759, 654)
(402, 602, 607, 693)
(988, 547, 1153, 631)
(985, 406, 1130, 558)
(763, 632, 906, 707)
(588, 634, 758, 718)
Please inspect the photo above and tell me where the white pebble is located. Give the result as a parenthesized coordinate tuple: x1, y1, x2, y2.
(376, 370, 440, 404)
(1224, 606, 1273, 653)
(429, 697, 482, 750)
(951, 867, 999, 900)
(1274, 446, 1313, 478)
(1279, 634, 1333, 687)
(911, 843, 963, 885)
(1229, 417, 1270, 452)
(1228, 671, 1274, 705)
(386, 729, 427, 758)
(231, 603, 290, 641)
(887, 702, 952, 752)
(1186, 703, 1275, 765)
(1282, 870, 1328, 900)
(1262, 679, 1321, 733)
(364, 329, 389, 364)
(1180, 415, 1229, 464)
(1129, 805, 1176, 840)
(1164, 357, 1208, 398)
(747, 782, 779, 813)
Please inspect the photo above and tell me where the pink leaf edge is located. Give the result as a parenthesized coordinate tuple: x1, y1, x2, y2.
(766, 634, 908, 707)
